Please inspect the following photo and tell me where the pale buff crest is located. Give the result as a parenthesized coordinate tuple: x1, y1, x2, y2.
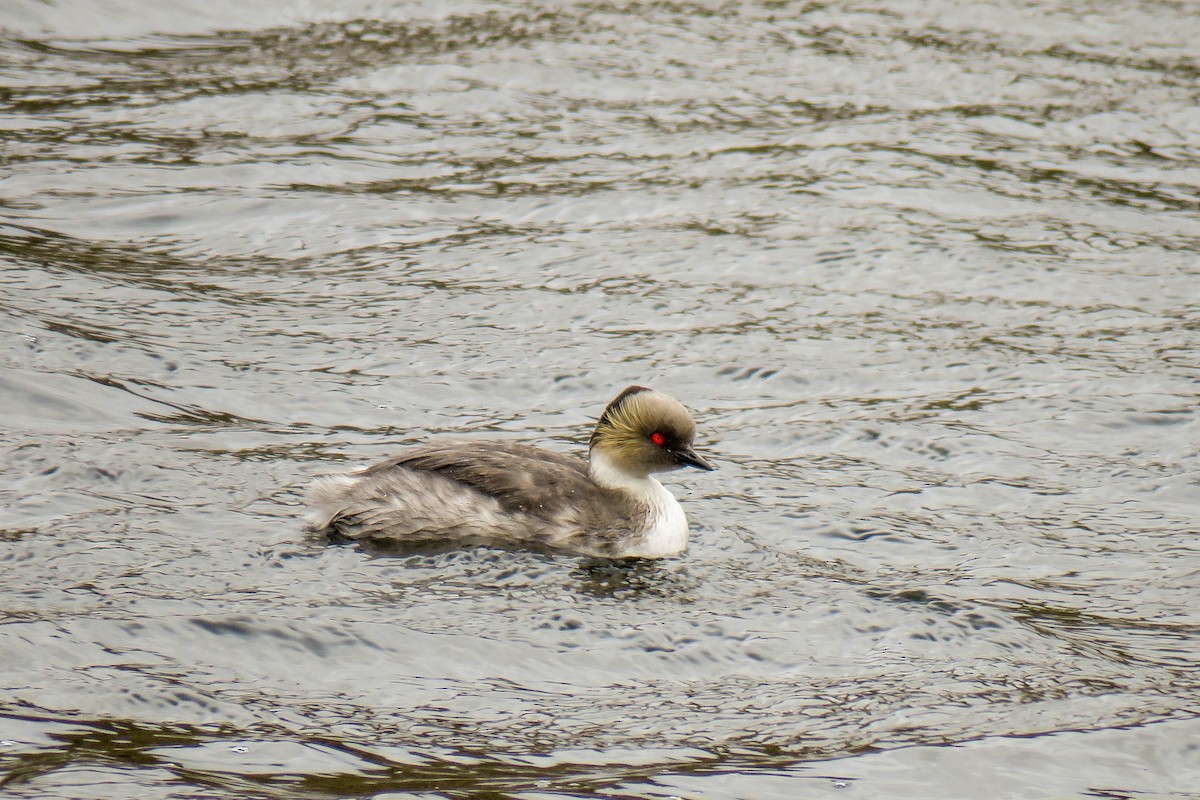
(589, 386, 711, 476)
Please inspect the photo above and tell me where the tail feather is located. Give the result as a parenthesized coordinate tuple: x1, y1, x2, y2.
(302, 474, 363, 530)
(302, 468, 528, 543)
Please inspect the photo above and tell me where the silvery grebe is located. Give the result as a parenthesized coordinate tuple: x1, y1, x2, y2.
(304, 386, 713, 558)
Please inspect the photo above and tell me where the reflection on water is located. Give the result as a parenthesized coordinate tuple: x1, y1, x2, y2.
(2, 0, 1199, 798)
(570, 557, 697, 599)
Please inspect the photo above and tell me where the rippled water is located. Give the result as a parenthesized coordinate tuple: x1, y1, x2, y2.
(3, 1, 1199, 798)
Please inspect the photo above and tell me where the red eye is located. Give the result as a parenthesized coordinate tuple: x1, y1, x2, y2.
(650, 432, 666, 446)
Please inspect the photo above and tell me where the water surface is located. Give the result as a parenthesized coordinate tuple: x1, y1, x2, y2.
(2, 1, 1199, 798)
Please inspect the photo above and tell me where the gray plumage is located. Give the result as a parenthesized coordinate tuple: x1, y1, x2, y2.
(304, 386, 713, 558)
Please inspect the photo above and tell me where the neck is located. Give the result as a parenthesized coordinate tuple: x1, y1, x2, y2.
(589, 448, 689, 557)
(588, 448, 652, 494)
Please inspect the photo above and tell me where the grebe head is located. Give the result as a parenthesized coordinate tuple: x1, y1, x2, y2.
(588, 386, 714, 478)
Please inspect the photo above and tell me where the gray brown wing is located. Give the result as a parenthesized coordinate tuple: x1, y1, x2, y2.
(357, 441, 599, 518)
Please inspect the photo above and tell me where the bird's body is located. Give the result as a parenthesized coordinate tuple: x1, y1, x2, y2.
(304, 386, 713, 558)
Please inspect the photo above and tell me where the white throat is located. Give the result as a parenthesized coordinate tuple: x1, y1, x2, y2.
(588, 448, 689, 557)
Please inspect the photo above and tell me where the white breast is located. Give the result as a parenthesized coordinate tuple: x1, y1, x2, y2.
(633, 477, 688, 557)
(588, 450, 690, 557)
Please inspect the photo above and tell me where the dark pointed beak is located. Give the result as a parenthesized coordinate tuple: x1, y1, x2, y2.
(673, 445, 714, 471)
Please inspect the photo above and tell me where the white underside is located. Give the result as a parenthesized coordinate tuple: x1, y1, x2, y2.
(589, 449, 689, 557)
